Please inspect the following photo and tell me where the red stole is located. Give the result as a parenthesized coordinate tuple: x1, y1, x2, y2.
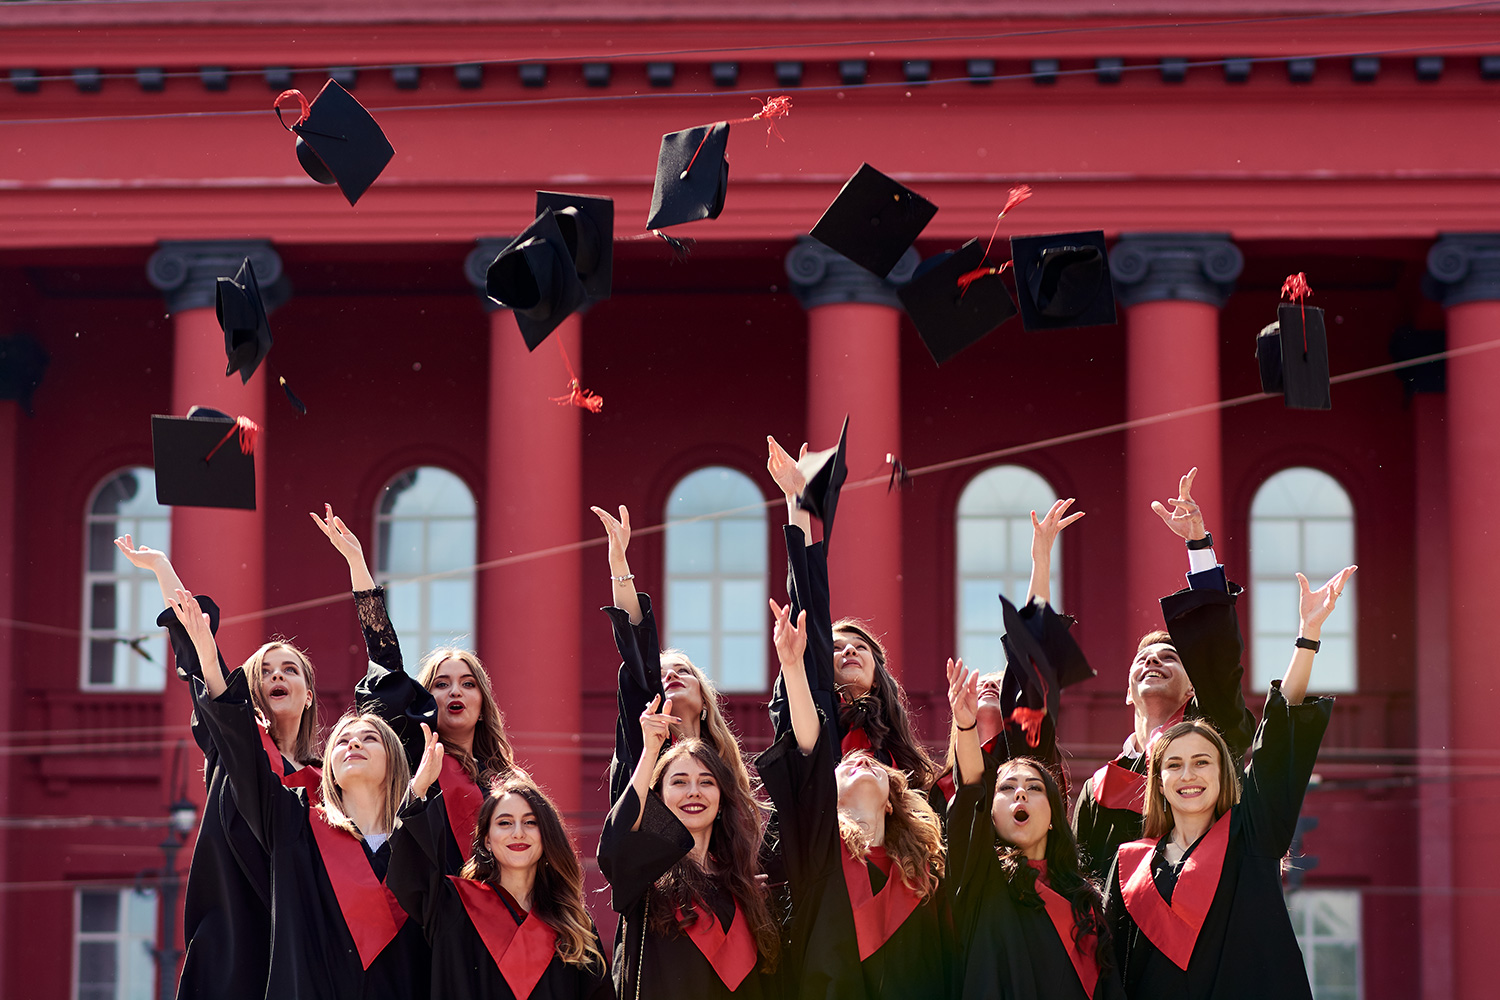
(1116, 812, 1231, 970)
(440, 755, 483, 863)
(840, 844, 923, 961)
(259, 727, 322, 801)
(841, 726, 872, 756)
(450, 878, 558, 999)
(307, 807, 407, 969)
(1091, 761, 1147, 813)
(677, 897, 758, 991)
(1027, 860, 1100, 1000)
(935, 733, 1000, 804)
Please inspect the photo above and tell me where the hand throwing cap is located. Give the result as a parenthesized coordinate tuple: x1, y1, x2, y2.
(794, 416, 849, 548)
(809, 164, 938, 278)
(152, 407, 257, 511)
(647, 122, 730, 229)
(1260, 304, 1332, 410)
(216, 257, 273, 384)
(1009, 230, 1118, 331)
(485, 208, 588, 351)
(288, 80, 394, 206)
(897, 239, 1018, 365)
(536, 191, 614, 302)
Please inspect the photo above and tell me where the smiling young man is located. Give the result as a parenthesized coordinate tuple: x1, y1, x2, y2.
(1071, 469, 1259, 880)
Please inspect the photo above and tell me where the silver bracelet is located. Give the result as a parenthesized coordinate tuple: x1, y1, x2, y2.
(611, 573, 635, 582)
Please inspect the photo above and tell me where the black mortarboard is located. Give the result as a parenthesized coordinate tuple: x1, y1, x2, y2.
(0, 334, 49, 416)
(536, 191, 614, 302)
(1258, 304, 1332, 410)
(998, 595, 1093, 736)
(152, 407, 256, 511)
(647, 122, 730, 230)
(1009, 230, 1117, 331)
(485, 208, 588, 351)
(897, 239, 1019, 365)
(290, 80, 394, 206)
(216, 257, 272, 384)
(794, 416, 849, 549)
(809, 164, 938, 278)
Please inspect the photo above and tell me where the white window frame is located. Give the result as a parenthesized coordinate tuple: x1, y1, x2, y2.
(73, 886, 158, 1000)
(1285, 888, 1362, 1000)
(80, 467, 170, 692)
(373, 466, 478, 668)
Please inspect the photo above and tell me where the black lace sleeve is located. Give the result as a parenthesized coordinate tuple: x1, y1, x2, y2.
(352, 587, 436, 772)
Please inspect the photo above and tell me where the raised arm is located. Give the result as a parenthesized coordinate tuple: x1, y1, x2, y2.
(167, 590, 228, 698)
(113, 535, 187, 609)
(771, 600, 819, 754)
(310, 503, 376, 591)
(947, 658, 985, 786)
(1025, 498, 1083, 607)
(1282, 565, 1357, 706)
(767, 435, 811, 540)
(1151, 467, 1224, 586)
(627, 694, 677, 832)
(592, 504, 644, 624)
(597, 503, 665, 802)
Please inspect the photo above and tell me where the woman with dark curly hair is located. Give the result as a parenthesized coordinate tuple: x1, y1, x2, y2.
(389, 731, 613, 1000)
(598, 698, 780, 998)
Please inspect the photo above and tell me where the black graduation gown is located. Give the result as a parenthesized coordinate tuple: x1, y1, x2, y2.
(387, 790, 615, 1000)
(353, 586, 480, 874)
(197, 669, 431, 1000)
(602, 592, 669, 805)
(1105, 682, 1331, 1000)
(756, 727, 955, 1000)
(597, 786, 779, 1000)
(947, 776, 1125, 1000)
(1073, 569, 1259, 879)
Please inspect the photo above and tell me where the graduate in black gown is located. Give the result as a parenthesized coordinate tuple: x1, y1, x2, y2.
(313, 504, 515, 873)
(764, 433, 937, 790)
(757, 600, 954, 1000)
(945, 658, 1124, 1000)
(1072, 469, 1259, 878)
(1106, 563, 1356, 1000)
(597, 698, 781, 999)
(173, 591, 430, 1000)
(114, 536, 323, 1000)
(388, 726, 614, 1000)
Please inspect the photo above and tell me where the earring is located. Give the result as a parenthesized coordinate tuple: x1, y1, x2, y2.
(700, 708, 708, 722)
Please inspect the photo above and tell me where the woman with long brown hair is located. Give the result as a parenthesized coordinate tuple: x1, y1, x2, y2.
(758, 600, 952, 999)
(1106, 564, 1356, 999)
(389, 728, 613, 1000)
(598, 698, 780, 998)
(313, 504, 515, 873)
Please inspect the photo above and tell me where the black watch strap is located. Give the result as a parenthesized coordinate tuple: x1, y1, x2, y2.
(1295, 636, 1321, 652)
(1186, 532, 1214, 551)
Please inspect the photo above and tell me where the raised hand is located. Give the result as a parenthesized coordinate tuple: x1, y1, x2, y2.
(639, 694, 680, 755)
(769, 599, 808, 668)
(1298, 565, 1358, 640)
(946, 657, 979, 730)
(309, 504, 375, 590)
(766, 435, 808, 499)
(113, 534, 167, 571)
(1031, 498, 1085, 562)
(1150, 466, 1208, 541)
(411, 722, 445, 799)
(591, 505, 632, 560)
(167, 588, 225, 696)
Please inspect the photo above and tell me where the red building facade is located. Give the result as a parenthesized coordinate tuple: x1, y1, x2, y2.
(1, 2, 1495, 998)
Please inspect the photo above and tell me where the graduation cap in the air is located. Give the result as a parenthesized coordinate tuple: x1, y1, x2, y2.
(1009, 230, 1118, 331)
(151, 407, 258, 511)
(898, 240, 1019, 365)
(809, 164, 938, 278)
(276, 80, 394, 206)
(0, 334, 49, 416)
(217, 258, 273, 384)
(794, 416, 849, 548)
(536, 191, 614, 302)
(997, 595, 1094, 749)
(1256, 289, 1331, 410)
(647, 122, 730, 230)
(485, 208, 588, 350)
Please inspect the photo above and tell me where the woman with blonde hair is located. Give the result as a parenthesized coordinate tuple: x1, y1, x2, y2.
(389, 729, 613, 999)
(314, 504, 515, 873)
(758, 600, 953, 999)
(1106, 564, 1356, 999)
(176, 591, 429, 999)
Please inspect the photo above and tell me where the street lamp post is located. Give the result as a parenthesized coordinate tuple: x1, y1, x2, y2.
(152, 798, 198, 1000)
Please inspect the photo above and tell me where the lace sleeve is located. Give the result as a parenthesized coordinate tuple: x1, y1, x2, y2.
(354, 587, 404, 673)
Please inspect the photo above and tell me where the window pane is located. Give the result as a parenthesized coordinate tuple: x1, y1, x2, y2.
(382, 520, 424, 574)
(78, 941, 117, 986)
(958, 519, 1008, 573)
(88, 523, 119, 572)
(720, 580, 763, 632)
(79, 891, 118, 933)
(719, 635, 764, 691)
(90, 583, 118, 631)
(384, 586, 420, 633)
(667, 581, 712, 632)
(1008, 518, 1034, 574)
(669, 633, 713, 670)
(1250, 519, 1301, 573)
(1304, 520, 1354, 575)
(427, 578, 474, 633)
(1313, 943, 1358, 989)
(88, 640, 116, 686)
(426, 520, 475, 570)
(717, 519, 764, 574)
(666, 521, 714, 573)
(961, 581, 1003, 632)
(1252, 580, 1301, 637)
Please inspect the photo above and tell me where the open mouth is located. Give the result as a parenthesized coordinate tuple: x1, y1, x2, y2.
(446, 701, 466, 715)
(1012, 807, 1030, 823)
(1175, 786, 1206, 799)
(664, 680, 686, 693)
(679, 802, 707, 814)
(268, 684, 289, 699)
(1140, 667, 1168, 682)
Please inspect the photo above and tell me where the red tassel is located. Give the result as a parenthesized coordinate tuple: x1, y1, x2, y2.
(1281, 272, 1314, 354)
(1008, 706, 1047, 748)
(204, 416, 259, 462)
(1000, 184, 1033, 218)
(955, 259, 1012, 297)
(549, 340, 603, 414)
(748, 95, 793, 143)
(273, 90, 310, 131)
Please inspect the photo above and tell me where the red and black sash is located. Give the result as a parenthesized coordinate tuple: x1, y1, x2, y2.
(450, 878, 558, 999)
(1027, 860, 1100, 1000)
(935, 733, 1001, 804)
(307, 807, 407, 969)
(677, 897, 758, 991)
(840, 844, 923, 961)
(1091, 706, 1188, 813)
(841, 727, 872, 756)
(440, 754, 483, 863)
(258, 727, 322, 801)
(1116, 812, 1231, 970)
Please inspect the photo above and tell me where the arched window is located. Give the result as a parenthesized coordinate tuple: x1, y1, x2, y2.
(82, 467, 171, 691)
(664, 466, 768, 692)
(956, 465, 1061, 670)
(375, 467, 477, 669)
(1250, 467, 1357, 691)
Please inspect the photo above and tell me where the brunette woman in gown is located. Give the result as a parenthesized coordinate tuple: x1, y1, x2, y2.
(758, 601, 953, 1000)
(114, 537, 323, 1000)
(388, 726, 614, 1000)
(313, 504, 514, 872)
(597, 697, 781, 998)
(1106, 564, 1357, 999)
(174, 592, 430, 1000)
